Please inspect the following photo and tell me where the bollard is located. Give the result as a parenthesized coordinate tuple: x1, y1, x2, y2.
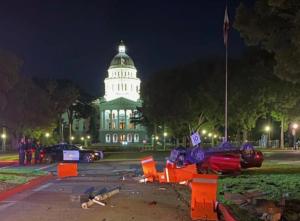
(140, 156, 157, 181)
(57, 163, 78, 178)
(191, 174, 218, 221)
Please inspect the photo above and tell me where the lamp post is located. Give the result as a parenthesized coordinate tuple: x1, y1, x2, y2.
(208, 133, 212, 146)
(265, 125, 271, 147)
(45, 132, 50, 145)
(292, 123, 298, 150)
(1, 133, 6, 152)
(163, 132, 167, 151)
(86, 135, 90, 147)
(81, 136, 85, 146)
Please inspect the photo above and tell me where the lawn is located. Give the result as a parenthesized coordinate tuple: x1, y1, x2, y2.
(217, 160, 300, 220)
(0, 168, 48, 192)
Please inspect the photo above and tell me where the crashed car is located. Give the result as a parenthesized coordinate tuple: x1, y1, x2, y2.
(169, 142, 263, 174)
(39, 143, 104, 163)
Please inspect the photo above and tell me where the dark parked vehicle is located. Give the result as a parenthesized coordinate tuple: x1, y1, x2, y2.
(39, 143, 103, 163)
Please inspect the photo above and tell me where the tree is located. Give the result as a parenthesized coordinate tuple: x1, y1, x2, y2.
(235, 0, 300, 82)
(3, 76, 56, 148)
(0, 50, 22, 121)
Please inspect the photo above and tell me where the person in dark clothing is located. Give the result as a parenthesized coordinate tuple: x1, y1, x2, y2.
(34, 140, 41, 164)
(18, 138, 26, 166)
(25, 138, 33, 165)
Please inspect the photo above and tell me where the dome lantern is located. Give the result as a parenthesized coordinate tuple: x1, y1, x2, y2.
(118, 40, 126, 53)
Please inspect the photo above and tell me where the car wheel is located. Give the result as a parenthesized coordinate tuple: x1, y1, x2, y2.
(44, 154, 54, 164)
(83, 154, 93, 163)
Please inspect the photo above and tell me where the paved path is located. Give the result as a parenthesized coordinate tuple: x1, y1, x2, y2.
(0, 161, 190, 221)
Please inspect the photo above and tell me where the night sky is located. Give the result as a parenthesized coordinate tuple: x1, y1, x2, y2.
(0, 0, 252, 96)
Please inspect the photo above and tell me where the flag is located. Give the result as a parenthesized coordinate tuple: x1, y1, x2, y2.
(223, 6, 229, 46)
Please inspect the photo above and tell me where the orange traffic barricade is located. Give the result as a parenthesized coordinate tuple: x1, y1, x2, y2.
(140, 156, 157, 181)
(57, 163, 78, 178)
(173, 164, 197, 183)
(191, 174, 218, 221)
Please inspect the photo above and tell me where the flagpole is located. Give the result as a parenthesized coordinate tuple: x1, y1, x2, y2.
(225, 41, 228, 142)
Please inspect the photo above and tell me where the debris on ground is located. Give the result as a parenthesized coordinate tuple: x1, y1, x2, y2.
(148, 201, 157, 206)
(81, 186, 121, 209)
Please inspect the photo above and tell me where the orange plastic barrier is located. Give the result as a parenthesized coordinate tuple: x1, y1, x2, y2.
(57, 163, 78, 178)
(191, 174, 218, 221)
(163, 162, 196, 183)
(140, 156, 157, 181)
(173, 164, 197, 183)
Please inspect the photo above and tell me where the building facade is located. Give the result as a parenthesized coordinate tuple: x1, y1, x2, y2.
(97, 42, 147, 145)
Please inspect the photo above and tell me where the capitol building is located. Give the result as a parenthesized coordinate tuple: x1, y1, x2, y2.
(62, 42, 147, 145)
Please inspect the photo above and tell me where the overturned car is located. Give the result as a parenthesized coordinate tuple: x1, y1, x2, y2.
(169, 143, 263, 174)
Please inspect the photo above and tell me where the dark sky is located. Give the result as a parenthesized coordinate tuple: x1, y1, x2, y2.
(0, 0, 251, 96)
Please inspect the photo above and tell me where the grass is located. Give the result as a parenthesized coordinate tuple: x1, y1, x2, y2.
(217, 161, 300, 220)
(0, 153, 18, 161)
(0, 174, 34, 184)
(0, 168, 47, 186)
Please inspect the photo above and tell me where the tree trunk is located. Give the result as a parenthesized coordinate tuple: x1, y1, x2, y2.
(280, 118, 284, 149)
(242, 130, 248, 143)
(153, 123, 157, 151)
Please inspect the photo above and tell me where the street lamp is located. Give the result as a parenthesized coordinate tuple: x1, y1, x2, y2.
(202, 129, 207, 135)
(265, 125, 271, 147)
(163, 132, 167, 151)
(1, 133, 6, 152)
(292, 123, 298, 149)
(70, 136, 75, 141)
(45, 132, 50, 138)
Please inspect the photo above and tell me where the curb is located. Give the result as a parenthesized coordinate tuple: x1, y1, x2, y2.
(0, 174, 54, 202)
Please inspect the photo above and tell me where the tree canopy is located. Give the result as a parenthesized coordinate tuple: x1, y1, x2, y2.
(235, 0, 300, 82)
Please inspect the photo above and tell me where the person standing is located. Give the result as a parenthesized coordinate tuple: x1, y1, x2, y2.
(34, 140, 41, 164)
(25, 138, 33, 165)
(18, 138, 26, 166)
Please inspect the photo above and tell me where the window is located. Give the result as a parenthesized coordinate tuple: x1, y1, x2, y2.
(105, 134, 111, 143)
(120, 134, 126, 141)
(134, 134, 139, 143)
(127, 134, 132, 142)
(119, 122, 125, 129)
(113, 134, 118, 143)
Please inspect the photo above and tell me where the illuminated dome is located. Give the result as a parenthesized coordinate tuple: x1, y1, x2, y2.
(109, 41, 135, 69)
(104, 41, 141, 102)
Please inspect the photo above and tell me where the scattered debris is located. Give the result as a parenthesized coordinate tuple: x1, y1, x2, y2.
(81, 187, 121, 209)
(158, 187, 166, 191)
(148, 201, 157, 206)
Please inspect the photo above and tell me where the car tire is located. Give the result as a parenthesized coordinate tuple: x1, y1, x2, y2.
(44, 154, 54, 164)
(83, 154, 93, 163)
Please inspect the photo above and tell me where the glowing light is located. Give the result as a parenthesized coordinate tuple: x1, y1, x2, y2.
(81, 137, 84, 141)
(265, 126, 271, 132)
(87, 135, 91, 139)
(1, 134, 6, 139)
(292, 123, 298, 129)
(213, 134, 217, 138)
(45, 133, 50, 138)
(208, 133, 212, 137)
(202, 130, 207, 135)
(70, 136, 75, 141)
(163, 132, 167, 137)
(155, 136, 159, 140)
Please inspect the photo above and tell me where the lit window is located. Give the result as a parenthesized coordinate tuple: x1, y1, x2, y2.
(106, 134, 111, 143)
(127, 134, 132, 142)
(113, 134, 118, 143)
(134, 134, 139, 143)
